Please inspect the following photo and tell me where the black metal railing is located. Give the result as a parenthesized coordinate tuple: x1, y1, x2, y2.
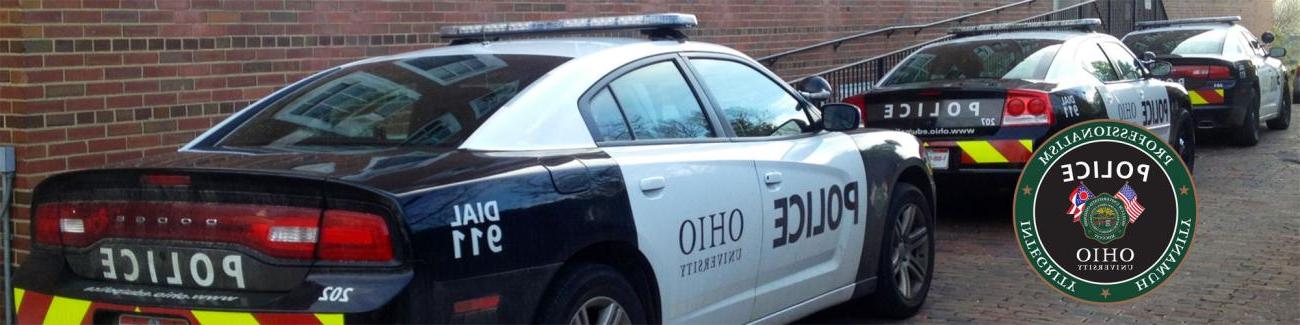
(795, 0, 1168, 101)
(756, 0, 1039, 66)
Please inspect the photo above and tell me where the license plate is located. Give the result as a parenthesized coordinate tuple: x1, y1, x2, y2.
(118, 314, 189, 325)
(91, 246, 248, 290)
(926, 148, 950, 170)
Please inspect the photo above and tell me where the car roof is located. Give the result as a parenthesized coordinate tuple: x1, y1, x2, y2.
(947, 30, 1103, 43)
(1125, 23, 1239, 36)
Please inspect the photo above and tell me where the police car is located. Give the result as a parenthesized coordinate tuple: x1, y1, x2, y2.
(842, 19, 1196, 175)
(14, 14, 938, 324)
(1123, 16, 1291, 146)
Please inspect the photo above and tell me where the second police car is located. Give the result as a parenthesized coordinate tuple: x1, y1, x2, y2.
(842, 19, 1197, 175)
(1122, 16, 1291, 146)
(13, 14, 938, 324)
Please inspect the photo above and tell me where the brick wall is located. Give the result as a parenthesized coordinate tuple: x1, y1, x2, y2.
(0, 0, 1077, 264)
(1164, 0, 1275, 34)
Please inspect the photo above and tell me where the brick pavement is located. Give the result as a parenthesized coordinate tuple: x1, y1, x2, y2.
(802, 111, 1300, 323)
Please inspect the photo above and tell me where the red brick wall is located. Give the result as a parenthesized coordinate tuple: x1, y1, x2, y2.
(1164, 0, 1275, 34)
(0, 0, 1048, 264)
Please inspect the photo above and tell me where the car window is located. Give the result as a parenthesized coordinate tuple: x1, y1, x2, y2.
(1238, 31, 1265, 57)
(879, 39, 1063, 86)
(1078, 44, 1120, 82)
(588, 87, 632, 141)
(605, 61, 715, 140)
(218, 54, 570, 149)
(689, 59, 811, 137)
(1099, 42, 1142, 80)
(1122, 29, 1226, 56)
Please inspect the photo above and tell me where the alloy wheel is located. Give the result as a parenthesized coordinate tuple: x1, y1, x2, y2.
(570, 296, 630, 325)
(891, 203, 930, 300)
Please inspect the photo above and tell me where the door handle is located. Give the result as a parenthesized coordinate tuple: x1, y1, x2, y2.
(763, 172, 783, 185)
(640, 176, 666, 192)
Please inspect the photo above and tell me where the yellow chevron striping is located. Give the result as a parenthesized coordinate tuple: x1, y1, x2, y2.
(13, 288, 24, 312)
(1188, 91, 1208, 105)
(44, 296, 92, 325)
(192, 310, 260, 324)
(956, 141, 1008, 163)
(317, 314, 345, 325)
(1019, 140, 1033, 151)
(1214, 89, 1225, 97)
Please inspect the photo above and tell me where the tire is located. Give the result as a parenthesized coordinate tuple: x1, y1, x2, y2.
(1233, 90, 1261, 146)
(864, 183, 934, 319)
(536, 264, 646, 325)
(1267, 91, 1291, 130)
(1174, 113, 1196, 173)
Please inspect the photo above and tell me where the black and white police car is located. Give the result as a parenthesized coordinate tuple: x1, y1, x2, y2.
(841, 19, 1196, 175)
(14, 14, 938, 324)
(1123, 16, 1291, 146)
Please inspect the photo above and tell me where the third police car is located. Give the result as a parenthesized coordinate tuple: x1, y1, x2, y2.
(843, 19, 1196, 176)
(14, 14, 936, 324)
(1123, 16, 1291, 146)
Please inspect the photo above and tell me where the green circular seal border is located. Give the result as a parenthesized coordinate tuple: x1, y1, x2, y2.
(1013, 120, 1198, 303)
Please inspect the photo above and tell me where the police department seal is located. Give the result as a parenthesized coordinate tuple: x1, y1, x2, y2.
(1014, 120, 1196, 302)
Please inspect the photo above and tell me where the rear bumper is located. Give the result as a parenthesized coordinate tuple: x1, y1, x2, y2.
(1191, 103, 1247, 130)
(14, 288, 343, 325)
(923, 138, 1035, 175)
(14, 262, 562, 324)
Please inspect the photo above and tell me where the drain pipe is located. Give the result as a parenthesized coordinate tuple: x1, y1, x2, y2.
(1, 146, 15, 325)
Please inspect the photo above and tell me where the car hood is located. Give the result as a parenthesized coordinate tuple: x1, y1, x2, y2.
(101, 147, 551, 195)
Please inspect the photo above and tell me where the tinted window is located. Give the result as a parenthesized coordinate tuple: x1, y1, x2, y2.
(1100, 42, 1143, 80)
(607, 61, 714, 140)
(1078, 44, 1120, 82)
(219, 54, 569, 149)
(1123, 29, 1226, 56)
(690, 59, 811, 137)
(588, 87, 632, 141)
(880, 39, 1063, 86)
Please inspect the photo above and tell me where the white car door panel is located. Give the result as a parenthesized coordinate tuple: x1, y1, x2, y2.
(606, 144, 765, 324)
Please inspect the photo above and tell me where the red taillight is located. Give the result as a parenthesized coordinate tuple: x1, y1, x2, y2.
(318, 210, 393, 262)
(1003, 89, 1053, 126)
(1171, 65, 1231, 80)
(32, 201, 392, 262)
(141, 174, 191, 186)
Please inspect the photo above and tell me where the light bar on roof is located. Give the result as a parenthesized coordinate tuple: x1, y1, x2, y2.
(949, 18, 1102, 37)
(1134, 16, 1240, 29)
(440, 13, 698, 39)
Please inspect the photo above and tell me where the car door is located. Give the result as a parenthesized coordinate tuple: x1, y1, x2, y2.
(1239, 30, 1283, 117)
(585, 56, 766, 324)
(683, 55, 869, 321)
(1096, 41, 1173, 140)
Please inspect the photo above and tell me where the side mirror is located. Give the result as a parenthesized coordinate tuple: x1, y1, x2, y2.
(820, 103, 860, 131)
(1261, 32, 1276, 44)
(1269, 47, 1287, 58)
(797, 76, 833, 104)
(1148, 61, 1173, 77)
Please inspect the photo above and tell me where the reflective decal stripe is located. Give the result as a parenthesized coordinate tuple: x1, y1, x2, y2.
(928, 140, 1035, 164)
(14, 288, 344, 325)
(955, 141, 1008, 163)
(1189, 88, 1225, 105)
(16, 289, 53, 325)
(44, 296, 92, 325)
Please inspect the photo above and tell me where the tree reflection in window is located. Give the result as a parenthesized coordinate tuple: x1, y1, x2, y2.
(605, 61, 714, 140)
(690, 59, 810, 137)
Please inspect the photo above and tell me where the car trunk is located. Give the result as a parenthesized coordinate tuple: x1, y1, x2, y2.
(29, 168, 404, 294)
(1158, 56, 1239, 106)
(852, 80, 1044, 139)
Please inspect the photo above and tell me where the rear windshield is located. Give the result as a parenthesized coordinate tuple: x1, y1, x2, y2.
(218, 54, 569, 149)
(879, 39, 1063, 86)
(1123, 29, 1225, 56)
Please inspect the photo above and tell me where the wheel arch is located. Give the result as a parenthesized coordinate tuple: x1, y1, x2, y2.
(539, 240, 662, 323)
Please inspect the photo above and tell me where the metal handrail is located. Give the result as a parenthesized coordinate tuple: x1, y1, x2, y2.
(1013, 0, 1101, 23)
(756, 0, 1039, 64)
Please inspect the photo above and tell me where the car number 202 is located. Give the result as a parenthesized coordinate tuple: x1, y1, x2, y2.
(319, 286, 354, 302)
